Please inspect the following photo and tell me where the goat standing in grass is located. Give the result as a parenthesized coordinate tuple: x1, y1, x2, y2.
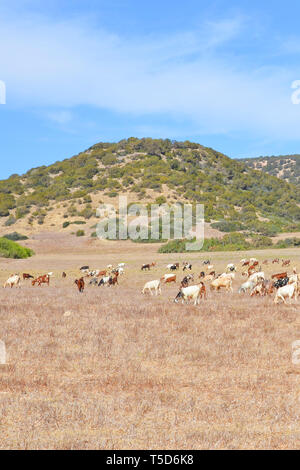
(274, 281, 298, 304)
(174, 283, 205, 305)
(142, 280, 161, 296)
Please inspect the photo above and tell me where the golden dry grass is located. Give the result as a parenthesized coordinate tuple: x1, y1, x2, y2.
(0, 233, 300, 449)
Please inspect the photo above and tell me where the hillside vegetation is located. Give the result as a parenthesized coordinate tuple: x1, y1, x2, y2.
(241, 154, 300, 186)
(1, 138, 300, 237)
(0, 237, 34, 259)
(159, 233, 300, 253)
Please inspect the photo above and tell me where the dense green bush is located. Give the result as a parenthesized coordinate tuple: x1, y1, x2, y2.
(0, 237, 34, 258)
(78, 207, 94, 219)
(63, 220, 86, 228)
(76, 230, 85, 237)
(3, 232, 28, 241)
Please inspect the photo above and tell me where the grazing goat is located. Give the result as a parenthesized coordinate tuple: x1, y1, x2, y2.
(250, 282, 264, 296)
(161, 274, 177, 284)
(174, 283, 205, 305)
(98, 276, 111, 287)
(62, 272, 67, 278)
(211, 275, 233, 293)
(180, 274, 194, 288)
(239, 279, 257, 294)
(248, 272, 265, 284)
(23, 273, 34, 280)
(250, 258, 258, 264)
(282, 260, 291, 267)
(167, 263, 179, 271)
(142, 280, 161, 296)
(141, 264, 151, 271)
(183, 262, 192, 271)
(219, 272, 235, 280)
(241, 260, 250, 266)
(226, 263, 236, 273)
(75, 278, 85, 293)
(80, 266, 89, 272)
(96, 270, 107, 277)
(273, 277, 289, 289)
(142, 262, 156, 271)
(32, 274, 50, 287)
(199, 272, 215, 282)
(272, 258, 280, 264)
(108, 273, 119, 286)
(253, 280, 274, 296)
(4, 274, 21, 289)
(271, 272, 287, 280)
(247, 265, 259, 277)
(274, 281, 297, 304)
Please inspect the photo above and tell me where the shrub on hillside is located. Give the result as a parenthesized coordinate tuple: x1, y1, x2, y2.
(158, 232, 274, 253)
(3, 232, 28, 241)
(4, 216, 16, 227)
(76, 230, 85, 237)
(211, 220, 245, 232)
(0, 237, 34, 259)
(15, 206, 30, 219)
(275, 237, 300, 248)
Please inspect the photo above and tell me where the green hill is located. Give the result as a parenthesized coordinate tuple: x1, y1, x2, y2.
(240, 154, 300, 186)
(1, 138, 300, 237)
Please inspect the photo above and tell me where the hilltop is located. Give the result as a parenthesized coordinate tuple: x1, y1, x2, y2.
(240, 154, 300, 186)
(1, 138, 300, 239)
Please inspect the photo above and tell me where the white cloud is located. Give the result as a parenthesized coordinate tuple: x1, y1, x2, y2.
(47, 110, 73, 124)
(1, 10, 300, 139)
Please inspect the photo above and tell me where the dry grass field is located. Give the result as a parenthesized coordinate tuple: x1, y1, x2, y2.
(0, 232, 300, 449)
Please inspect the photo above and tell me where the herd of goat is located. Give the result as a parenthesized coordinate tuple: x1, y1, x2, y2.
(2, 257, 299, 305)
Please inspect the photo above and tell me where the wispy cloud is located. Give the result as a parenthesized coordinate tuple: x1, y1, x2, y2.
(47, 110, 73, 125)
(1, 9, 300, 140)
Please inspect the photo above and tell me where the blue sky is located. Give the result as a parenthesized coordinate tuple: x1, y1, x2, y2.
(1, 0, 300, 178)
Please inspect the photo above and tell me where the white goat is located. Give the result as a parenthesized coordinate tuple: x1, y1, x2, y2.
(142, 280, 161, 295)
(211, 273, 234, 292)
(274, 281, 298, 304)
(174, 284, 202, 305)
(248, 271, 265, 284)
(238, 278, 257, 294)
(4, 274, 21, 288)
